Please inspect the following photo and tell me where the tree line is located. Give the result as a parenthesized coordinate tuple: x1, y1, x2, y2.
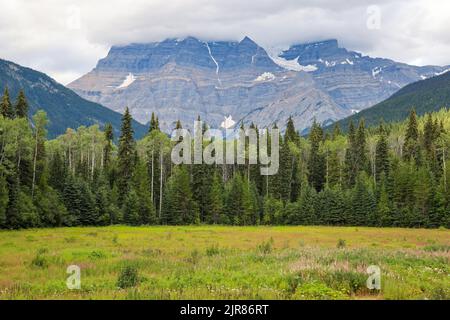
(0, 88, 449, 229)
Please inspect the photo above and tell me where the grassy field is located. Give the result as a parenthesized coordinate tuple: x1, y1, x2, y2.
(0, 226, 448, 300)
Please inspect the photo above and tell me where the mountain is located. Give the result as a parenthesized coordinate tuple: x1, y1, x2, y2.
(0, 58, 147, 138)
(327, 70, 450, 130)
(68, 36, 449, 132)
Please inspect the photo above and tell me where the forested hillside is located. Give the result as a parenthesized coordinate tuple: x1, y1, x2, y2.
(331, 71, 450, 130)
(0, 58, 147, 138)
(1, 90, 449, 229)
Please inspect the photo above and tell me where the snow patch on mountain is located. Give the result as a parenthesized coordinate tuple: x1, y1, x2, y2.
(271, 56, 317, 72)
(204, 42, 220, 75)
(117, 73, 136, 89)
(341, 59, 354, 65)
(254, 72, 276, 82)
(266, 46, 317, 72)
(372, 67, 382, 78)
(435, 68, 450, 76)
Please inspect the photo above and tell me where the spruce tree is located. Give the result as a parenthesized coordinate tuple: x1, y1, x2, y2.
(344, 120, 358, 187)
(375, 123, 390, 181)
(48, 151, 67, 192)
(117, 108, 135, 202)
(205, 173, 224, 224)
(103, 123, 114, 167)
(332, 123, 342, 140)
(307, 120, 325, 191)
(285, 116, 299, 144)
(15, 90, 28, 119)
(350, 173, 376, 226)
(164, 166, 199, 225)
(225, 173, 246, 225)
(356, 119, 367, 172)
(31, 111, 48, 199)
(0, 173, 9, 227)
(123, 189, 141, 225)
(5, 173, 21, 229)
(279, 139, 293, 201)
(297, 183, 317, 225)
(149, 112, 159, 133)
(0, 87, 14, 119)
(404, 109, 421, 164)
(376, 174, 392, 226)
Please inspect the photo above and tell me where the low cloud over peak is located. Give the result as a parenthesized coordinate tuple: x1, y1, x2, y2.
(1, 0, 449, 84)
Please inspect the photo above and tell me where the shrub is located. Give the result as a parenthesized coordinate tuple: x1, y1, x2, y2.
(423, 244, 449, 252)
(187, 249, 201, 265)
(293, 282, 348, 300)
(337, 239, 346, 249)
(257, 238, 274, 255)
(117, 265, 139, 289)
(89, 250, 106, 259)
(31, 253, 48, 268)
(206, 244, 220, 257)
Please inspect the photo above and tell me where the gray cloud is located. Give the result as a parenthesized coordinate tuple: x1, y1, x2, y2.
(1, 0, 449, 84)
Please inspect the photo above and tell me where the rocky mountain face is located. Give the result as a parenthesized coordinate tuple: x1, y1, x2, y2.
(68, 37, 448, 133)
(0, 58, 147, 138)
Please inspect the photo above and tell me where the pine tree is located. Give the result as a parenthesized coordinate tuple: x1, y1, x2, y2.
(296, 183, 317, 225)
(350, 173, 376, 226)
(279, 139, 293, 201)
(307, 120, 325, 191)
(427, 176, 446, 228)
(314, 188, 345, 225)
(103, 123, 114, 167)
(132, 160, 156, 224)
(117, 108, 135, 203)
(344, 120, 358, 187)
(356, 119, 367, 172)
(122, 189, 141, 225)
(376, 175, 392, 226)
(192, 163, 212, 221)
(0, 173, 9, 227)
(15, 90, 28, 119)
(263, 196, 284, 225)
(225, 173, 246, 225)
(248, 123, 263, 195)
(48, 151, 67, 192)
(205, 172, 224, 224)
(241, 179, 259, 225)
(5, 173, 21, 228)
(78, 179, 98, 225)
(163, 166, 199, 225)
(149, 112, 160, 133)
(0, 87, 14, 119)
(31, 111, 48, 199)
(404, 109, 421, 164)
(375, 123, 390, 181)
(332, 123, 342, 140)
(285, 116, 299, 144)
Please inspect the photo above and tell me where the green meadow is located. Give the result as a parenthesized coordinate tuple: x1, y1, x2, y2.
(0, 226, 448, 300)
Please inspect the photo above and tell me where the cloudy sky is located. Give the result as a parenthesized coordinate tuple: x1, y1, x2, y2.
(1, 0, 449, 84)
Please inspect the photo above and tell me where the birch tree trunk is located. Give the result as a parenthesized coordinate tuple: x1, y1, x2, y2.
(159, 149, 163, 219)
(31, 127, 39, 199)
